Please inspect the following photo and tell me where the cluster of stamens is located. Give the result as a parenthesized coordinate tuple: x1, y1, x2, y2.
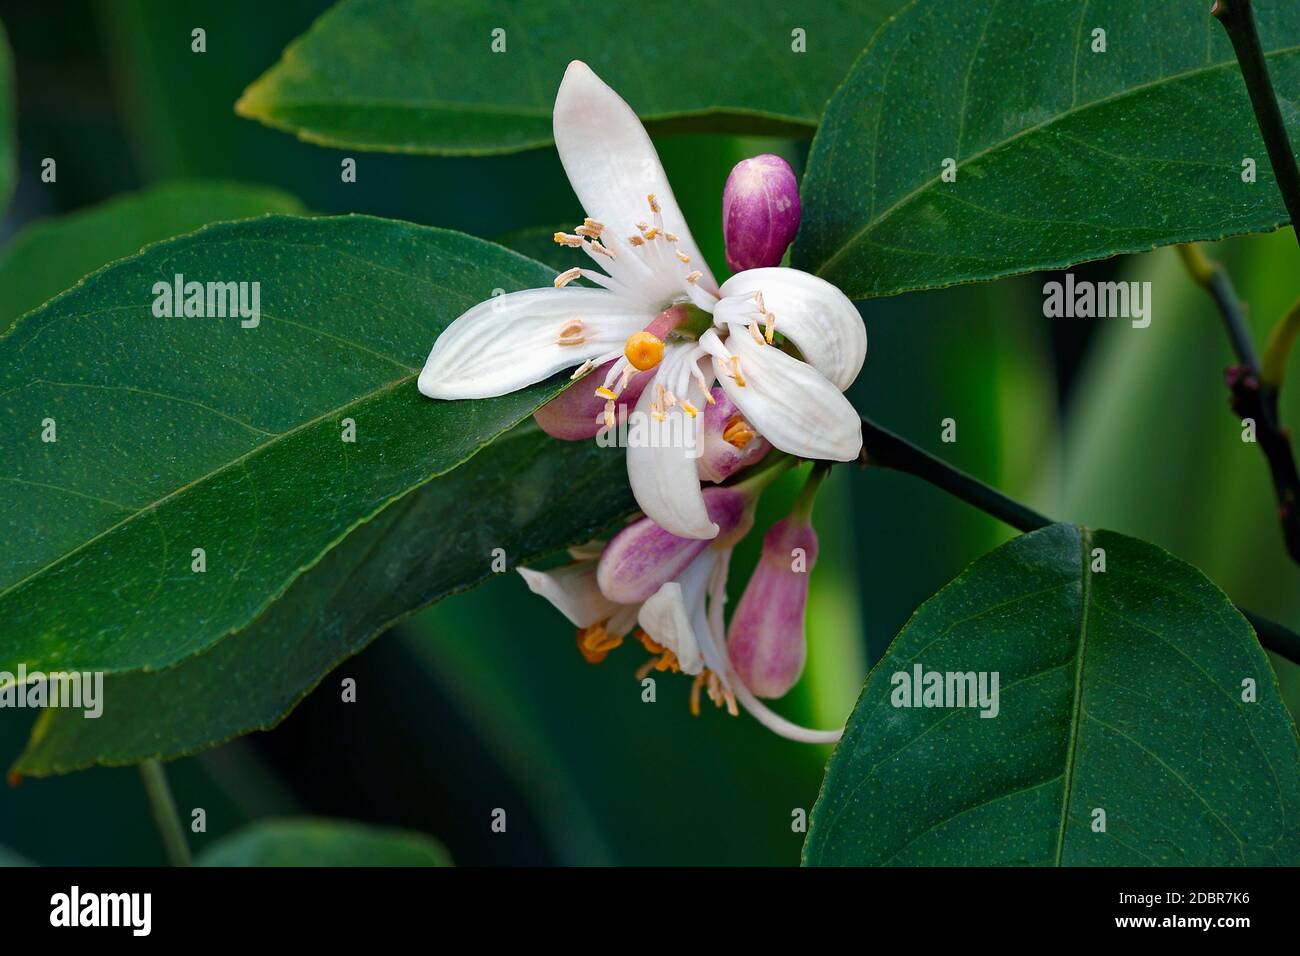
(575, 624, 736, 719)
(690, 670, 738, 717)
(575, 622, 623, 664)
(551, 195, 718, 423)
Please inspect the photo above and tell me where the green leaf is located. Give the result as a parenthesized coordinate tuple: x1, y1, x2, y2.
(0, 18, 14, 218)
(197, 818, 451, 866)
(13, 423, 633, 774)
(0, 215, 563, 678)
(236, 0, 907, 155)
(805, 524, 1300, 866)
(794, 0, 1300, 298)
(0, 181, 306, 334)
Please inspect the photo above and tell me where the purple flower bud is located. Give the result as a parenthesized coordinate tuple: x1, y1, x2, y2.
(533, 307, 685, 440)
(727, 518, 818, 698)
(597, 485, 751, 604)
(722, 154, 801, 273)
(696, 387, 770, 482)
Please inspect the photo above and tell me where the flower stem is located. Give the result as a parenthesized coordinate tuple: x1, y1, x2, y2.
(139, 758, 193, 866)
(790, 461, 831, 523)
(853, 414, 1300, 665)
(857, 417, 1050, 533)
(1176, 243, 1259, 373)
(1176, 244, 1300, 566)
(1212, 0, 1300, 254)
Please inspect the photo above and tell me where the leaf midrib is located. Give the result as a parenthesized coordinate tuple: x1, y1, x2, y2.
(812, 44, 1300, 280)
(1053, 526, 1093, 866)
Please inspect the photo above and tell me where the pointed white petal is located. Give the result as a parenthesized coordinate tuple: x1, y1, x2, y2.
(418, 287, 651, 399)
(518, 561, 619, 629)
(626, 346, 715, 539)
(707, 330, 862, 461)
(553, 61, 717, 296)
(716, 268, 866, 390)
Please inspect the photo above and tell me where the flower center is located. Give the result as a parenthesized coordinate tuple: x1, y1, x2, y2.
(623, 330, 664, 371)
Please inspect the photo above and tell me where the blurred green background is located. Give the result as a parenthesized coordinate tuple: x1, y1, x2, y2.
(0, 0, 1296, 865)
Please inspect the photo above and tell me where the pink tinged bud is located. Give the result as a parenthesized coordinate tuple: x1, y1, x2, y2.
(533, 358, 651, 440)
(727, 518, 819, 698)
(696, 387, 771, 482)
(597, 486, 750, 604)
(722, 154, 801, 273)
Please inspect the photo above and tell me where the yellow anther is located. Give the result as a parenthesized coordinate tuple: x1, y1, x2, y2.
(642, 227, 659, 240)
(730, 355, 746, 387)
(554, 267, 582, 288)
(685, 270, 703, 284)
(748, 322, 765, 345)
(575, 623, 622, 664)
(557, 319, 585, 347)
(583, 217, 605, 234)
(676, 249, 691, 263)
(723, 415, 756, 449)
(595, 386, 618, 401)
(682, 401, 698, 418)
(664, 231, 679, 242)
(624, 330, 665, 371)
(648, 193, 661, 213)
(764, 313, 775, 344)
(554, 231, 583, 247)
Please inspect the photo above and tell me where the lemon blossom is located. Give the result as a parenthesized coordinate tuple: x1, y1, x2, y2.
(417, 60, 866, 540)
(519, 484, 842, 743)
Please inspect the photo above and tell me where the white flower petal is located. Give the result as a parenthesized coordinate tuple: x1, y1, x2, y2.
(637, 552, 716, 676)
(418, 287, 651, 399)
(716, 268, 866, 390)
(638, 583, 703, 675)
(706, 329, 862, 461)
(517, 560, 619, 629)
(553, 61, 717, 296)
(626, 346, 715, 539)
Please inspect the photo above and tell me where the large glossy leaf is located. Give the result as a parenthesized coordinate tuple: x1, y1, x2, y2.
(0, 181, 306, 333)
(805, 523, 1300, 865)
(198, 817, 450, 866)
(13, 424, 634, 774)
(0, 18, 13, 218)
(794, 0, 1300, 298)
(236, 0, 906, 155)
(0, 215, 562, 677)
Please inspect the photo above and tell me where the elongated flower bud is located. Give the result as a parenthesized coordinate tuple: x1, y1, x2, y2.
(696, 387, 770, 482)
(597, 485, 751, 605)
(721, 154, 801, 273)
(727, 517, 818, 698)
